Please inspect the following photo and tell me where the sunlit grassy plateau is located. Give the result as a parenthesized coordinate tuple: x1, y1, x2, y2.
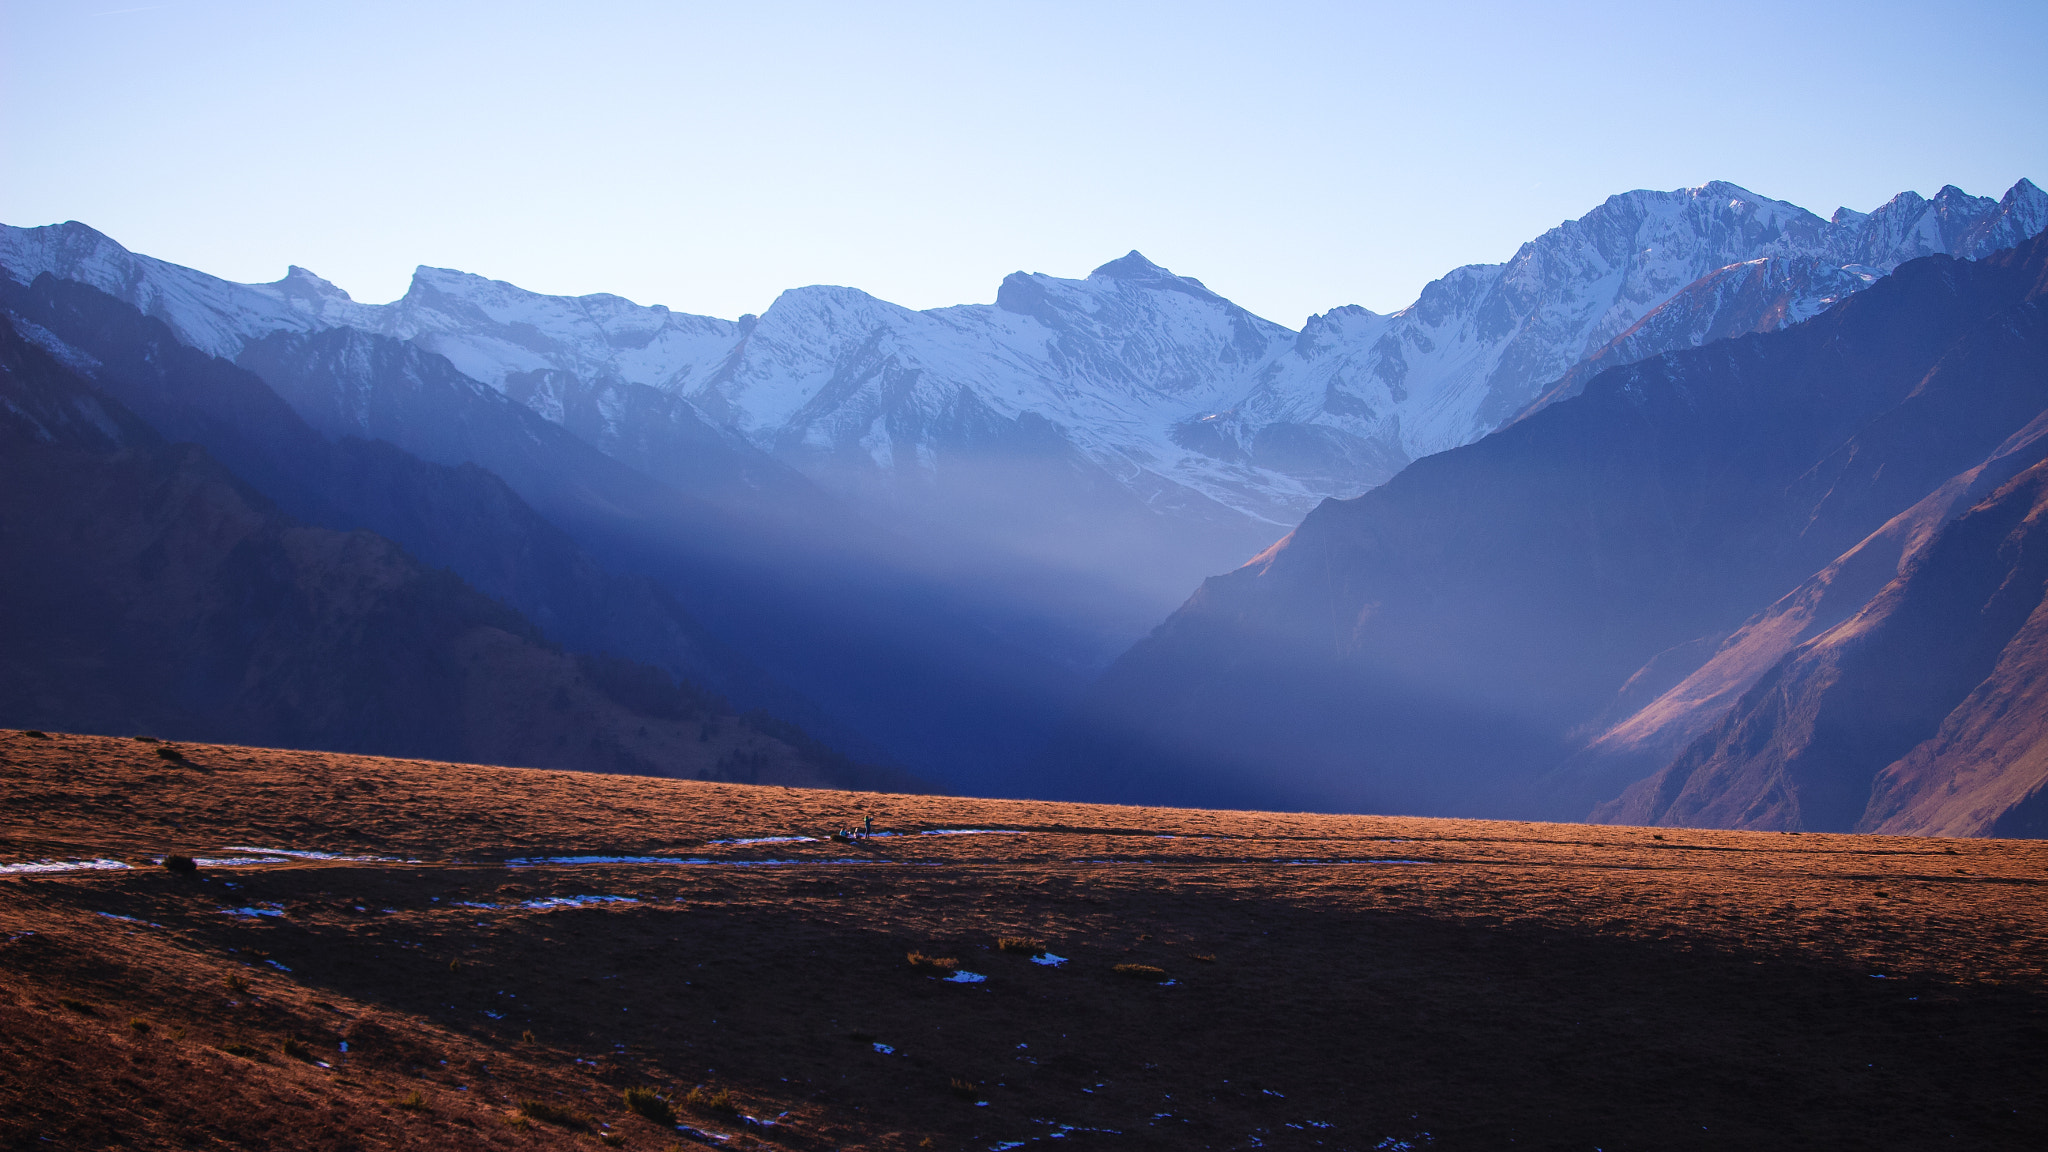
(2, 730, 2044, 1150)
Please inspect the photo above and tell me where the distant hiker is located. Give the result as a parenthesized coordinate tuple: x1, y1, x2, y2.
(863, 815, 873, 838)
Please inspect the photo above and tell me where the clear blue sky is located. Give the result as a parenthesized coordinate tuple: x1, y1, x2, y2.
(4, 0, 2043, 325)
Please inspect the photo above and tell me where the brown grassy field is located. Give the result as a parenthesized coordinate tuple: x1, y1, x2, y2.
(2, 728, 2045, 1151)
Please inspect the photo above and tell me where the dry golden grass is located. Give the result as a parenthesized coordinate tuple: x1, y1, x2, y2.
(2, 728, 2046, 1150)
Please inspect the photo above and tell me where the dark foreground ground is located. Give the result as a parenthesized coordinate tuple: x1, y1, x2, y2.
(2, 729, 2045, 1151)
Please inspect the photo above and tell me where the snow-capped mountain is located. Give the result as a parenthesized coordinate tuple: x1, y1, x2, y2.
(678, 254, 1314, 595)
(3, 178, 2040, 597)
(1229, 181, 2048, 495)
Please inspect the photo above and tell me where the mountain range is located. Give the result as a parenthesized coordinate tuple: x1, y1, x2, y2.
(7, 180, 2041, 611)
(4, 177, 2044, 824)
(0, 309, 915, 792)
(1049, 227, 2048, 834)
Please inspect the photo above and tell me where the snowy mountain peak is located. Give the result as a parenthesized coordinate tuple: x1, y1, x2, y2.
(0, 220, 158, 298)
(272, 265, 353, 302)
(1689, 179, 1769, 206)
(1090, 250, 1174, 280)
(1293, 304, 1386, 354)
(401, 264, 544, 320)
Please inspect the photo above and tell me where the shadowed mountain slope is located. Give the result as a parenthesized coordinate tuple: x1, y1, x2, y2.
(0, 313, 912, 790)
(1601, 455, 2048, 835)
(0, 269, 1091, 791)
(0, 271, 792, 713)
(1045, 231, 2048, 823)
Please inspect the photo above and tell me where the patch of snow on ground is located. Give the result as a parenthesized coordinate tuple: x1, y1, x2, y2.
(224, 846, 416, 862)
(0, 858, 131, 875)
(1031, 953, 1068, 967)
(865, 828, 1027, 838)
(708, 836, 818, 846)
(505, 855, 890, 868)
(520, 895, 639, 911)
(506, 855, 691, 867)
(1281, 858, 1430, 866)
(945, 971, 988, 983)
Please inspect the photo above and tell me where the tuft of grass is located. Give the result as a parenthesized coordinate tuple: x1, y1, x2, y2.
(132, 735, 161, 743)
(282, 1037, 319, 1063)
(129, 1017, 152, 1034)
(224, 973, 249, 994)
(394, 1090, 429, 1112)
(220, 1042, 260, 1059)
(1652, 834, 1666, 841)
(600, 1134, 626, 1147)
(947, 1077, 981, 1101)
(503, 1115, 532, 1130)
(57, 997, 97, 1015)
(624, 1086, 675, 1124)
(1113, 963, 1166, 979)
(155, 744, 188, 763)
(518, 1099, 592, 1128)
(163, 855, 198, 874)
(1191, 953, 1216, 963)
(906, 951, 958, 971)
(996, 937, 1044, 956)
(520, 1029, 536, 1044)
(23, 730, 49, 739)
(684, 1085, 738, 1116)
